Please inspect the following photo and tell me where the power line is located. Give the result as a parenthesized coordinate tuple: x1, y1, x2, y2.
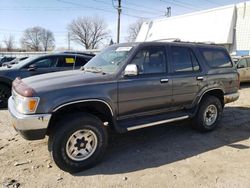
(202, 0, 224, 6)
(123, 0, 165, 13)
(122, 6, 164, 15)
(160, 0, 201, 11)
(93, 0, 165, 15)
(56, 0, 156, 19)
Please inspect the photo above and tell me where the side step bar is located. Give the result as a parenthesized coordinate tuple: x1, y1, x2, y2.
(127, 115, 189, 131)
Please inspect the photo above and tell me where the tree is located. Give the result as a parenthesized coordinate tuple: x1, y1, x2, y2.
(68, 16, 109, 49)
(127, 19, 145, 42)
(20, 26, 55, 51)
(3, 35, 15, 52)
(41, 29, 55, 51)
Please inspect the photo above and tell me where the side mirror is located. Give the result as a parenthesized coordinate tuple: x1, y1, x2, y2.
(237, 64, 245, 69)
(124, 64, 138, 76)
(28, 64, 37, 71)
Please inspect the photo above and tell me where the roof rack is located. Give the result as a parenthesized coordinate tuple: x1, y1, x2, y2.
(151, 38, 216, 45)
(152, 38, 181, 42)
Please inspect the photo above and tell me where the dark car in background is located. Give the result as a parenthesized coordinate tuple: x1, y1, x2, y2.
(2, 57, 28, 67)
(0, 56, 16, 66)
(232, 56, 250, 83)
(0, 53, 93, 107)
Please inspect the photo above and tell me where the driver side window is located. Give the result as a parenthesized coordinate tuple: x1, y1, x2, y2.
(29, 57, 58, 68)
(130, 46, 167, 74)
(238, 59, 247, 68)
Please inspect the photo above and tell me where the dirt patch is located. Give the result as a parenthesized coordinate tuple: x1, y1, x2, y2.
(1, 84, 250, 187)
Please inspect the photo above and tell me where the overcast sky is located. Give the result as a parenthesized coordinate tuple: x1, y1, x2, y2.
(0, 0, 245, 50)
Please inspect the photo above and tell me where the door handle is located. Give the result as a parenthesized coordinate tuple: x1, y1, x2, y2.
(196, 76, 204, 81)
(160, 78, 169, 83)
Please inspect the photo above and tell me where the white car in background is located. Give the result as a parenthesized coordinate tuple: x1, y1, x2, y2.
(233, 56, 250, 83)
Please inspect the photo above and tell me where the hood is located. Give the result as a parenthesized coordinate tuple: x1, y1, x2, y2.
(0, 66, 19, 80)
(22, 70, 115, 93)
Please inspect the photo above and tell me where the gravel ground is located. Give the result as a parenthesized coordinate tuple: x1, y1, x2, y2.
(1, 84, 250, 188)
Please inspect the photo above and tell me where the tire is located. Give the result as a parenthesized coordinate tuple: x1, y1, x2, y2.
(48, 113, 108, 173)
(0, 83, 11, 108)
(192, 96, 222, 132)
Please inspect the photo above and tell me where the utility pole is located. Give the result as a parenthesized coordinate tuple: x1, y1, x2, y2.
(117, 0, 121, 44)
(166, 7, 171, 17)
(68, 32, 71, 51)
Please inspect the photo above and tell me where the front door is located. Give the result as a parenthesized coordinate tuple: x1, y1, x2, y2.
(20, 56, 59, 78)
(118, 45, 172, 119)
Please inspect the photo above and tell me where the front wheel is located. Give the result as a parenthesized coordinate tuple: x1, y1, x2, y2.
(48, 113, 108, 173)
(192, 96, 222, 132)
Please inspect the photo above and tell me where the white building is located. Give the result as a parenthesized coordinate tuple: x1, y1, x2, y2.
(136, 1, 250, 55)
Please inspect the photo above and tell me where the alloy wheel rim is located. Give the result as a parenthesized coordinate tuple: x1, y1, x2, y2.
(66, 129, 98, 161)
(204, 104, 218, 126)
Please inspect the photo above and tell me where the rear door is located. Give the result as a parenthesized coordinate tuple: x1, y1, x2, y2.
(118, 45, 172, 119)
(170, 45, 203, 109)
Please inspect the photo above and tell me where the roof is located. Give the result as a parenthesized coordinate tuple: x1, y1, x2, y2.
(118, 41, 226, 50)
(39, 53, 93, 59)
(136, 4, 236, 44)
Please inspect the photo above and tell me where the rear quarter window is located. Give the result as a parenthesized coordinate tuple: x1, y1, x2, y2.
(199, 48, 233, 68)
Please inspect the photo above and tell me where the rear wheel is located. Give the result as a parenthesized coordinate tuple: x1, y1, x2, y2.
(192, 96, 222, 132)
(48, 113, 108, 173)
(0, 83, 11, 108)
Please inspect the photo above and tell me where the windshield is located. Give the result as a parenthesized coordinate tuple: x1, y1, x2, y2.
(84, 45, 134, 74)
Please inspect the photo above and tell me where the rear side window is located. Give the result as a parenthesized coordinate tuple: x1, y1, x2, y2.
(238, 59, 247, 68)
(171, 46, 200, 72)
(75, 57, 87, 67)
(58, 56, 75, 67)
(199, 48, 232, 68)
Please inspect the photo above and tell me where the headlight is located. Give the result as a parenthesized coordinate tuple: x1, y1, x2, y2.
(14, 93, 40, 114)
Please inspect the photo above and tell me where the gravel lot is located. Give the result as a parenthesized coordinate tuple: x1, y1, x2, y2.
(1, 84, 250, 188)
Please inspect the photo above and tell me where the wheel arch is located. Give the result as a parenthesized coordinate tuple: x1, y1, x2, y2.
(47, 100, 117, 135)
(198, 88, 225, 107)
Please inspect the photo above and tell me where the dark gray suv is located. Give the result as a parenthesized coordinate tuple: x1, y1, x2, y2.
(8, 42, 239, 173)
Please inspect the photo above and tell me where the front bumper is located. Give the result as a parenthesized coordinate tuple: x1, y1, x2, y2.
(8, 97, 51, 140)
(224, 92, 239, 104)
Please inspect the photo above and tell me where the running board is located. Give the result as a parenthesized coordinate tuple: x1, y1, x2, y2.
(126, 115, 189, 131)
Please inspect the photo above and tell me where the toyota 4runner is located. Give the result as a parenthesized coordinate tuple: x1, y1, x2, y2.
(8, 42, 239, 173)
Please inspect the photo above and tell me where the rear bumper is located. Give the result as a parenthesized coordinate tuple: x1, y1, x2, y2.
(8, 97, 51, 140)
(224, 92, 239, 104)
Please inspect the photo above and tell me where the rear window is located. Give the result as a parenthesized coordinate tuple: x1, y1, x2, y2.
(199, 48, 232, 68)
